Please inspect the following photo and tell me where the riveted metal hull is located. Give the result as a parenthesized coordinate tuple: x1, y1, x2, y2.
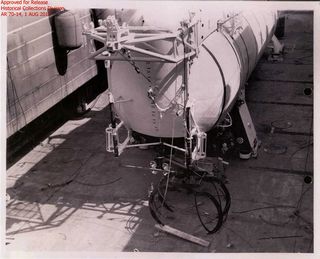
(109, 8, 277, 137)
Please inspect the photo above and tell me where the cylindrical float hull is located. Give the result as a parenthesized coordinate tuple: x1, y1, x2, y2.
(109, 8, 277, 137)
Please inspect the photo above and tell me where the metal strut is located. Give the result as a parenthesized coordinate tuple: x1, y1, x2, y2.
(185, 107, 192, 169)
(108, 93, 119, 156)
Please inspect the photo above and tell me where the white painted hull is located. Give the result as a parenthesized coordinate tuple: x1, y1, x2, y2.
(108, 7, 277, 137)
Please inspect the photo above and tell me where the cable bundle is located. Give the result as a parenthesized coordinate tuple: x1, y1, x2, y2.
(148, 169, 231, 234)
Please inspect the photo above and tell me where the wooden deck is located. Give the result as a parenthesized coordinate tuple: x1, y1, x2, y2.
(5, 10, 314, 255)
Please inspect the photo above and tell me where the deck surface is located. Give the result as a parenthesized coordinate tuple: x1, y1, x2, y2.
(5, 11, 313, 254)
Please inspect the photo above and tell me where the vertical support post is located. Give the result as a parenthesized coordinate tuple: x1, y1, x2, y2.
(180, 30, 192, 170)
(109, 100, 119, 157)
(185, 107, 192, 169)
(107, 65, 119, 157)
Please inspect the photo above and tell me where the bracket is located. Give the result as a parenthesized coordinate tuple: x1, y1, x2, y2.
(268, 35, 284, 62)
(105, 121, 132, 156)
(232, 87, 259, 159)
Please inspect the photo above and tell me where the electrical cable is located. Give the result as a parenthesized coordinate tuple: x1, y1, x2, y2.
(217, 113, 232, 128)
(296, 186, 312, 211)
(149, 169, 229, 234)
(194, 191, 223, 234)
(148, 189, 165, 225)
(210, 178, 231, 221)
(160, 109, 176, 208)
(303, 119, 313, 174)
(224, 225, 254, 249)
(7, 65, 19, 132)
(292, 117, 313, 252)
(192, 171, 231, 222)
(156, 176, 174, 212)
(7, 58, 28, 127)
(74, 177, 122, 186)
(258, 214, 292, 227)
(232, 205, 296, 214)
(41, 152, 95, 191)
(151, 85, 185, 114)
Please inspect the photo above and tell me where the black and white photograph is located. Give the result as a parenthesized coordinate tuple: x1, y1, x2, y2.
(1, 0, 318, 257)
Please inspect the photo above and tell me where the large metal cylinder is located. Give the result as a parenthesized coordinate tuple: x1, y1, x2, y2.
(108, 8, 277, 138)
